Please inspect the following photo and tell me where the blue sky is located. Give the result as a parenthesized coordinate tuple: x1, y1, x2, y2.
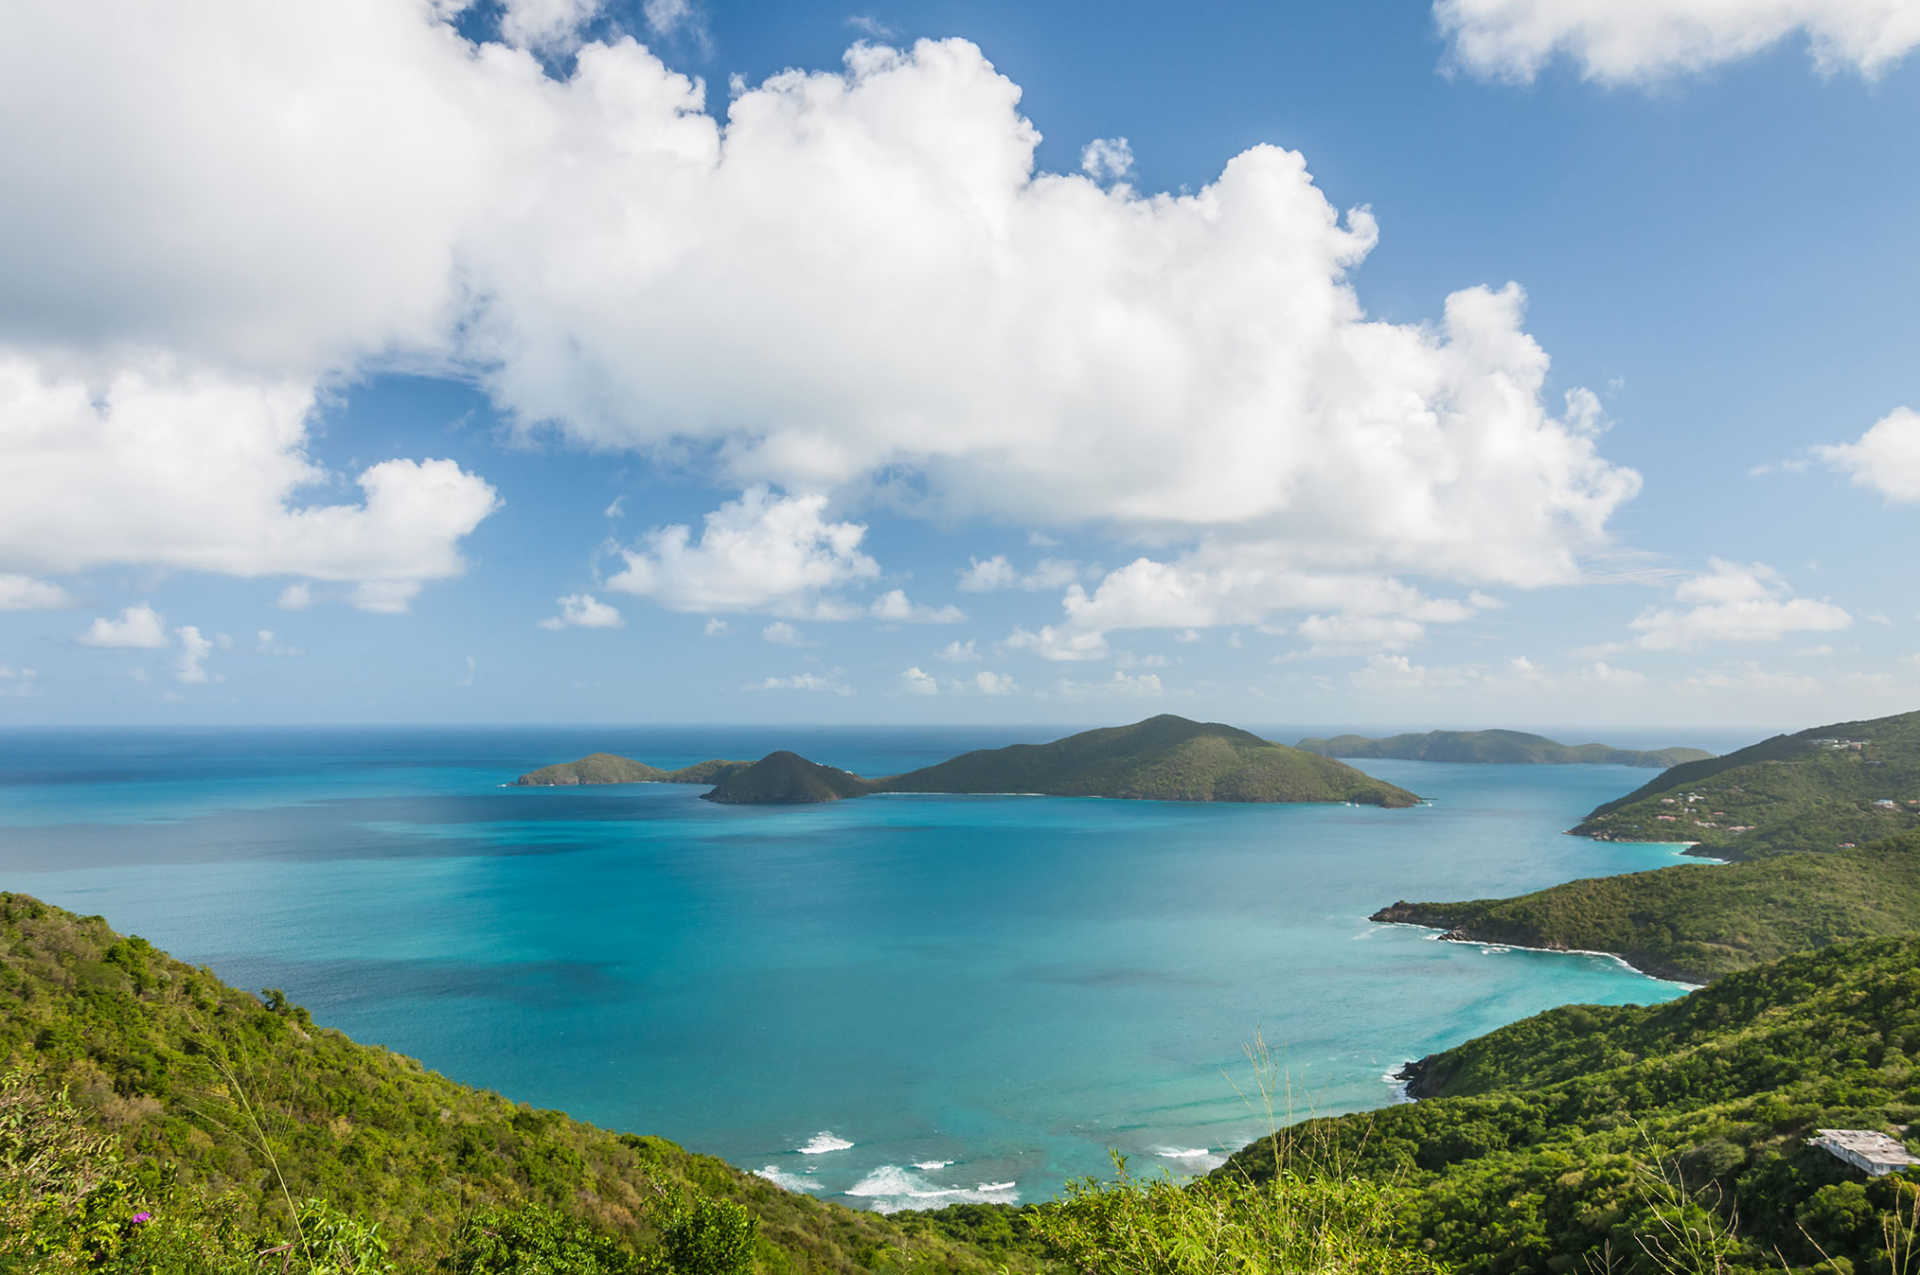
(1, 0, 1916, 730)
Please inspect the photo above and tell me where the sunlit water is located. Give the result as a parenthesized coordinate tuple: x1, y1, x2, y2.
(0, 727, 1704, 1210)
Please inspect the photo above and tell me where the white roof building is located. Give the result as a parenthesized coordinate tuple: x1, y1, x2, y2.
(1809, 1129, 1920, 1177)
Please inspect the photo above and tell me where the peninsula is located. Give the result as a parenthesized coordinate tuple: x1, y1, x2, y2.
(514, 753, 749, 786)
(1371, 707, 1920, 982)
(518, 715, 1421, 808)
(1296, 728, 1710, 769)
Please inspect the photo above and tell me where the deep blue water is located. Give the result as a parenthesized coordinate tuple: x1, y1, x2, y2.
(0, 727, 1708, 1210)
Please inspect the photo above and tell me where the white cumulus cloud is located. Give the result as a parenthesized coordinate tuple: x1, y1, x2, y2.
(175, 625, 214, 683)
(1814, 407, 1920, 503)
(1080, 136, 1133, 181)
(1435, 0, 1920, 84)
(1051, 670, 1164, 699)
(1004, 625, 1111, 662)
(746, 671, 854, 694)
(0, 574, 74, 611)
(970, 670, 1017, 695)
(898, 666, 939, 695)
(78, 604, 169, 649)
(761, 620, 805, 645)
(937, 639, 981, 663)
(870, 588, 965, 623)
(1629, 559, 1851, 651)
(606, 488, 879, 616)
(539, 592, 624, 629)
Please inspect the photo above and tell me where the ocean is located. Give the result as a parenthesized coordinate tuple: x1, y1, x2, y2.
(0, 725, 1713, 1211)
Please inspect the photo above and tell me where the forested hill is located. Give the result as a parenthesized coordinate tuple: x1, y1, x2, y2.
(1571, 707, 1920, 859)
(1296, 729, 1710, 768)
(875, 714, 1419, 806)
(1224, 934, 1920, 1274)
(515, 754, 749, 786)
(0, 893, 1024, 1273)
(1371, 827, 1920, 982)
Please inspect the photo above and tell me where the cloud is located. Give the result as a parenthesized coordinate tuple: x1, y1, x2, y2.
(1290, 613, 1429, 655)
(746, 671, 854, 694)
(970, 670, 1017, 696)
(352, 580, 424, 615)
(0, 665, 36, 697)
(256, 629, 303, 656)
(0, 573, 74, 611)
(958, 555, 1080, 592)
(0, 354, 499, 599)
(703, 617, 729, 636)
(5, 13, 1634, 605)
(175, 624, 214, 683)
(458, 655, 477, 687)
(1080, 136, 1133, 182)
(1050, 670, 1163, 699)
(641, 0, 703, 39)
(937, 638, 980, 663)
(277, 583, 314, 611)
(1814, 407, 1920, 503)
(846, 15, 898, 39)
(539, 592, 624, 629)
(898, 666, 938, 695)
(604, 495, 626, 518)
(1435, 0, 1920, 84)
(870, 588, 965, 623)
(1004, 625, 1111, 662)
(77, 603, 169, 649)
(761, 620, 805, 644)
(1628, 559, 1851, 651)
(499, 0, 606, 53)
(605, 487, 879, 615)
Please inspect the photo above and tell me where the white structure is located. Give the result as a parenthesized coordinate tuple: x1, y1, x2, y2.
(1809, 1129, 1920, 1177)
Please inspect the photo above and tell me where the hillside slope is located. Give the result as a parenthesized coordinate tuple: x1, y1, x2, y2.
(1370, 828, 1920, 982)
(1571, 708, 1920, 859)
(702, 752, 875, 805)
(0, 893, 1022, 1272)
(1297, 729, 1710, 769)
(878, 715, 1418, 806)
(1224, 936, 1920, 1274)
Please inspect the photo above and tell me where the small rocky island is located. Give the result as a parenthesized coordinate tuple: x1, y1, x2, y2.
(516, 714, 1421, 808)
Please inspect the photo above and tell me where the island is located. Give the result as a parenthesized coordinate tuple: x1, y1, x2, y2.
(518, 715, 1422, 808)
(1370, 707, 1920, 982)
(514, 753, 750, 786)
(1295, 728, 1711, 768)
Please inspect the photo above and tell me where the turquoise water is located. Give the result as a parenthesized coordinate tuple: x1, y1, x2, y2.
(0, 727, 1701, 1210)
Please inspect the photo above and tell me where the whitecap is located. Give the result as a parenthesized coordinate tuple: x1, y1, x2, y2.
(911, 1159, 953, 1171)
(798, 1131, 854, 1154)
(753, 1166, 821, 1192)
(844, 1165, 1019, 1213)
(1150, 1146, 1226, 1171)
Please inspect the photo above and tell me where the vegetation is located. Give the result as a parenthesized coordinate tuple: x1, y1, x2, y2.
(0, 892, 1028, 1273)
(1369, 828, 1920, 983)
(701, 752, 875, 805)
(1296, 731, 1711, 769)
(513, 755, 749, 787)
(876, 715, 1419, 807)
(1225, 935, 1920, 1274)
(1571, 709, 1920, 860)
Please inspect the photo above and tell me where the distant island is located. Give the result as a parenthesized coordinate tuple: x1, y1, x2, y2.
(1372, 707, 1920, 982)
(1295, 729, 1711, 769)
(518, 715, 1421, 808)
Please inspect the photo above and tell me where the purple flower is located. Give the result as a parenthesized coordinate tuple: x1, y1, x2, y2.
(130, 1212, 151, 1225)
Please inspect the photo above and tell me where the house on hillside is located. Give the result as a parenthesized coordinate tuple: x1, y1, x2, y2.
(1809, 1130, 1920, 1177)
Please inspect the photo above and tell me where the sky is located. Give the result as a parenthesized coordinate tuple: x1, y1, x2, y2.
(1, 0, 1917, 731)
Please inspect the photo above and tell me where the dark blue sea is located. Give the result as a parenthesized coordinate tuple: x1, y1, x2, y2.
(0, 726, 1715, 1209)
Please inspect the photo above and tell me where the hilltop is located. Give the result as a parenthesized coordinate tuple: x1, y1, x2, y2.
(702, 752, 874, 805)
(1571, 707, 1920, 859)
(1226, 934, 1920, 1274)
(515, 753, 750, 786)
(1296, 729, 1710, 769)
(1370, 827, 1920, 982)
(872, 715, 1418, 806)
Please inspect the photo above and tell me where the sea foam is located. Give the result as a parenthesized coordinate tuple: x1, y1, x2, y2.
(845, 1165, 1019, 1213)
(753, 1166, 820, 1192)
(911, 1159, 954, 1171)
(1150, 1146, 1226, 1171)
(799, 1132, 854, 1154)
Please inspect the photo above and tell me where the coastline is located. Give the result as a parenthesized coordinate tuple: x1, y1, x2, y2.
(1370, 917, 1703, 987)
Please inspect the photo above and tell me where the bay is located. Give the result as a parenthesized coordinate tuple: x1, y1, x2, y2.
(0, 726, 1704, 1211)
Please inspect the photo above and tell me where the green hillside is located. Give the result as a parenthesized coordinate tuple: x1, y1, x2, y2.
(878, 715, 1418, 806)
(514, 754, 750, 787)
(0, 893, 1023, 1273)
(1370, 828, 1920, 982)
(1297, 729, 1711, 769)
(702, 752, 875, 805)
(1225, 935, 1920, 1274)
(1571, 708, 1920, 859)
